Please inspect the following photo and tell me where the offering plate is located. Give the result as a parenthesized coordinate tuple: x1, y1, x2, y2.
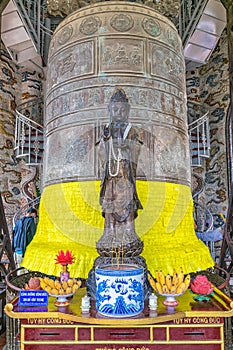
(49, 292, 74, 306)
(158, 292, 183, 307)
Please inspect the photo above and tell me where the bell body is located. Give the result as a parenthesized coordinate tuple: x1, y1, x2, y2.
(44, 1, 189, 186)
(22, 2, 213, 278)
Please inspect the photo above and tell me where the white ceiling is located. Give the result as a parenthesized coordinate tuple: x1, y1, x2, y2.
(184, 0, 226, 70)
(1, 0, 42, 67)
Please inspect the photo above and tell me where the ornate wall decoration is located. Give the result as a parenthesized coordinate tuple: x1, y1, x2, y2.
(0, 49, 43, 231)
(0, 51, 21, 222)
(110, 14, 134, 32)
(191, 173, 204, 198)
(21, 70, 43, 92)
(0, 50, 19, 111)
(0, 114, 21, 206)
(21, 165, 38, 202)
(0, 108, 38, 221)
(186, 32, 229, 225)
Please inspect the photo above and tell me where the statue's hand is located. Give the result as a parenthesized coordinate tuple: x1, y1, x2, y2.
(103, 125, 111, 139)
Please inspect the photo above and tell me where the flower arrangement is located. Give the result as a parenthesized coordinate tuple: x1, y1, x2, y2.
(55, 250, 75, 282)
(55, 250, 75, 266)
(190, 275, 214, 301)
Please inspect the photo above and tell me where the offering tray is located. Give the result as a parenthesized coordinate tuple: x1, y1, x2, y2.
(157, 292, 183, 307)
(49, 292, 74, 306)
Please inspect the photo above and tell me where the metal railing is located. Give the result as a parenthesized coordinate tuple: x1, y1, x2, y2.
(188, 101, 210, 167)
(14, 106, 44, 166)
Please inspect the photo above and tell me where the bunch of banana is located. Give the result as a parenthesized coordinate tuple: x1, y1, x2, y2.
(39, 277, 82, 295)
(148, 268, 190, 295)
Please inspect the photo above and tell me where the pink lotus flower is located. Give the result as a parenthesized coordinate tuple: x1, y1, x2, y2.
(190, 275, 214, 295)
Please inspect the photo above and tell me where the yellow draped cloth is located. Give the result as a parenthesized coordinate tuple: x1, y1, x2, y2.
(22, 180, 214, 278)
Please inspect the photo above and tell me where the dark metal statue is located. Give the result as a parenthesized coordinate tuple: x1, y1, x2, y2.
(86, 88, 149, 299)
(96, 88, 143, 258)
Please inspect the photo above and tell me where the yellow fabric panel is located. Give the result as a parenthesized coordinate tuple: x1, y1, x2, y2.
(22, 180, 214, 278)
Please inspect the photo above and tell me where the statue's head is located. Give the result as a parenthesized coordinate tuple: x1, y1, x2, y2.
(108, 88, 130, 124)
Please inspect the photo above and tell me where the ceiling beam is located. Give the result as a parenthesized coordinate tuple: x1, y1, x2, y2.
(0, 0, 10, 49)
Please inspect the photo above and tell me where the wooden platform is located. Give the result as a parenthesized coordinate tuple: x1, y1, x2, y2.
(4, 287, 233, 349)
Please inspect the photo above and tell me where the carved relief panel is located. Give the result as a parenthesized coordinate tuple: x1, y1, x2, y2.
(44, 124, 95, 185)
(47, 40, 94, 91)
(100, 38, 144, 74)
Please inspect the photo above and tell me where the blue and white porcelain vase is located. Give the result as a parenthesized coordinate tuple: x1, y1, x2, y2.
(96, 264, 144, 317)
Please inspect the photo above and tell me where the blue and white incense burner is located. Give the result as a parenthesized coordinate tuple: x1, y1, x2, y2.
(96, 264, 144, 318)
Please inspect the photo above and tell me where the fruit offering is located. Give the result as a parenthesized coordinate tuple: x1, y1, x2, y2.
(39, 276, 82, 295)
(148, 268, 190, 295)
(24, 277, 41, 290)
